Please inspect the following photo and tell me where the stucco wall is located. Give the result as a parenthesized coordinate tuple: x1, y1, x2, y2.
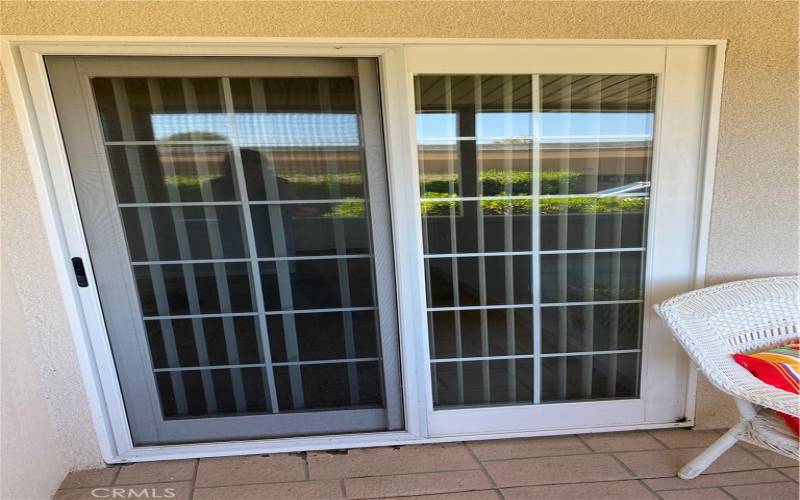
(1, 247, 68, 497)
(1, 0, 798, 472)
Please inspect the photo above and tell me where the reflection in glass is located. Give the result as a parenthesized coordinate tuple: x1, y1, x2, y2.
(416, 73, 655, 409)
(423, 200, 532, 254)
(93, 77, 226, 142)
(251, 202, 369, 258)
(107, 145, 237, 204)
(93, 72, 387, 421)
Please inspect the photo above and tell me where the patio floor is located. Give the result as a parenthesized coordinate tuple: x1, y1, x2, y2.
(54, 428, 798, 499)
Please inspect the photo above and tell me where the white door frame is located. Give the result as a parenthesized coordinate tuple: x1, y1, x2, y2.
(1, 37, 726, 463)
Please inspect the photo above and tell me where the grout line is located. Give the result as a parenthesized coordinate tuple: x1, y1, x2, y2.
(463, 441, 501, 491)
(574, 433, 597, 453)
(479, 449, 623, 464)
(190, 467, 482, 489)
(776, 467, 800, 482)
(719, 486, 744, 499)
(303, 453, 311, 481)
(608, 453, 639, 479)
(732, 439, 774, 468)
(636, 478, 663, 499)
(187, 459, 199, 500)
(339, 478, 347, 498)
(645, 429, 673, 449)
(358, 487, 505, 500)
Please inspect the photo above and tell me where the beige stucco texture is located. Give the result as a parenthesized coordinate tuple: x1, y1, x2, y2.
(1, 1, 798, 471)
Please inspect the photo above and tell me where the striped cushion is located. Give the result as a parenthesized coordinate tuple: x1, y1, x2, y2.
(734, 342, 800, 435)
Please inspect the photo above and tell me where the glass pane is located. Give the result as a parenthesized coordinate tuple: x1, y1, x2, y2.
(275, 361, 382, 411)
(423, 200, 532, 254)
(267, 311, 379, 362)
(107, 145, 237, 204)
(541, 353, 640, 402)
(432, 359, 533, 408)
(230, 77, 365, 202)
(260, 258, 375, 311)
(417, 73, 654, 410)
(427, 256, 532, 307)
(135, 262, 255, 316)
(92, 69, 390, 427)
(429, 308, 533, 359)
(93, 78, 227, 142)
(122, 205, 247, 261)
(251, 202, 369, 257)
(540, 75, 655, 195)
(146, 316, 262, 368)
(155, 367, 270, 418)
(541, 303, 642, 354)
(540, 252, 644, 303)
(540, 209, 646, 251)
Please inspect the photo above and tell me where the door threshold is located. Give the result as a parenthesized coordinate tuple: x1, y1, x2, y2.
(112, 419, 694, 463)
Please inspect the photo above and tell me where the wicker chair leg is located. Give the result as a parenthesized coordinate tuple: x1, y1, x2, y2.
(678, 423, 744, 479)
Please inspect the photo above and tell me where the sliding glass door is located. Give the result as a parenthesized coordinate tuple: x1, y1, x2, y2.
(412, 65, 679, 433)
(47, 56, 402, 445)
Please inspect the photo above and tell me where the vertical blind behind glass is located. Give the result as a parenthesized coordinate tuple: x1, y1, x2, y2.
(93, 74, 386, 419)
(415, 74, 655, 409)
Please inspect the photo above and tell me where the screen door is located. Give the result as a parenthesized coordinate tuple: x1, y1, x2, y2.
(46, 56, 403, 445)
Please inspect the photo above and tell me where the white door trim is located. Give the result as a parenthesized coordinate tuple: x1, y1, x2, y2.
(0, 36, 726, 463)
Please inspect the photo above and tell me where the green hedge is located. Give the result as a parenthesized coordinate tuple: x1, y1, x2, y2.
(421, 170, 578, 196)
(421, 192, 647, 216)
(165, 170, 580, 199)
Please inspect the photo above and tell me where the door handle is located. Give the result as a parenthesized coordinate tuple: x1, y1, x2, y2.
(71, 257, 89, 287)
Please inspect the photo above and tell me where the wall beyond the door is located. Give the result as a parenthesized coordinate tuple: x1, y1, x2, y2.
(1, 244, 69, 499)
(1, 1, 798, 473)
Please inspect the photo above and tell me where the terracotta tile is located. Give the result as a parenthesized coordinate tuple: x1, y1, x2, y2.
(644, 469, 787, 490)
(502, 480, 656, 499)
(467, 435, 589, 460)
(345, 470, 491, 498)
(115, 460, 196, 485)
(649, 429, 723, 449)
(581, 431, 664, 452)
(308, 444, 478, 480)
(195, 454, 306, 487)
(752, 450, 799, 468)
(615, 447, 765, 478)
(60, 467, 118, 488)
(724, 481, 799, 500)
(778, 466, 799, 482)
(53, 482, 192, 500)
(193, 480, 342, 500)
(484, 453, 631, 487)
(658, 487, 731, 500)
(389, 491, 501, 500)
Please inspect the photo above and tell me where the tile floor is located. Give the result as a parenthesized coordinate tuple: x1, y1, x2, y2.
(54, 428, 798, 499)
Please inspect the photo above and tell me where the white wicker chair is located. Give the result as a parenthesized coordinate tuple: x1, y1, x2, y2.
(654, 276, 800, 479)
